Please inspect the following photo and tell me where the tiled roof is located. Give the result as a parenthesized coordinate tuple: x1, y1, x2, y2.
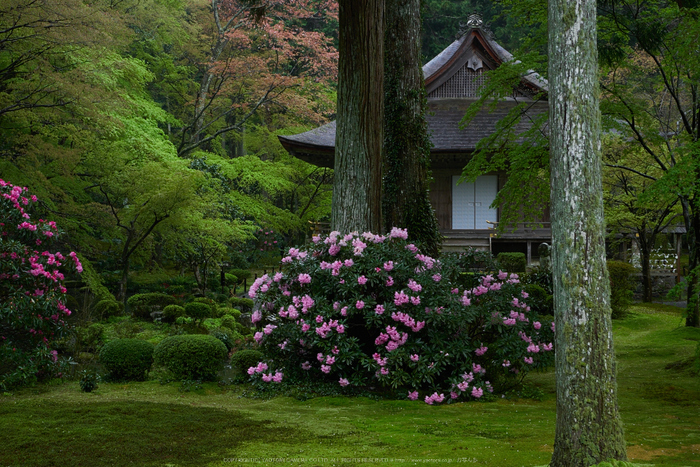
(278, 26, 549, 168)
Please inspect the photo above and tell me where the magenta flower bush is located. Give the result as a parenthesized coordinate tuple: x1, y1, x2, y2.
(0, 180, 82, 390)
(248, 228, 554, 403)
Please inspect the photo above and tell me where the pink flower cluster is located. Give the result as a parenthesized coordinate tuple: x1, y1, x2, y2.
(375, 325, 408, 351)
(391, 311, 425, 332)
(425, 392, 445, 405)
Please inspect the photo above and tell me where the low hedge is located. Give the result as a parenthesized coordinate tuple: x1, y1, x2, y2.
(99, 338, 154, 381)
(230, 297, 254, 312)
(154, 335, 228, 381)
(184, 302, 214, 322)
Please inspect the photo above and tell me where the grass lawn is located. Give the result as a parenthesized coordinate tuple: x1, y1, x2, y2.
(1, 303, 698, 467)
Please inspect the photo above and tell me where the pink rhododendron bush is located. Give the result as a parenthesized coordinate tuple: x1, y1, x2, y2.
(0, 180, 81, 390)
(248, 229, 554, 404)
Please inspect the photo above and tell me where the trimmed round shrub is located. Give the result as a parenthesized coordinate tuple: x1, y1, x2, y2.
(221, 308, 242, 319)
(220, 315, 237, 331)
(496, 252, 527, 273)
(154, 335, 228, 380)
(230, 297, 254, 312)
(94, 299, 122, 318)
(162, 304, 186, 323)
(99, 338, 155, 381)
(185, 302, 214, 322)
(607, 260, 637, 319)
(230, 349, 265, 374)
(127, 293, 178, 320)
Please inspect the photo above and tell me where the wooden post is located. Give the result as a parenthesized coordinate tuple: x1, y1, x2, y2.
(676, 233, 682, 284)
(527, 241, 532, 266)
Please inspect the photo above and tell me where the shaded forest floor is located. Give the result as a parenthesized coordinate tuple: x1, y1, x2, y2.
(1, 303, 698, 467)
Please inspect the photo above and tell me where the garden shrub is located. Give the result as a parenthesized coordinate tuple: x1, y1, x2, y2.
(209, 328, 235, 351)
(127, 293, 178, 320)
(607, 260, 637, 319)
(154, 335, 228, 381)
(522, 283, 553, 316)
(184, 302, 214, 323)
(76, 323, 106, 352)
(230, 349, 265, 374)
(250, 229, 555, 403)
(94, 299, 122, 318)
(230, 297, 254, 312)
(162, 304, 186, 323)
(220, 315, 237, 331)
(230, 269, 252, 283)
(0, 180, 82, 390)
(221, 308, 242, 320)
(496, 252, 527, 273)
(99, 338, 154, 381)
(224, 273, 238, 286)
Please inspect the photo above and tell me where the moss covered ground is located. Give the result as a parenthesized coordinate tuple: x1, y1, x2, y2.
(0, 303, 698, 467)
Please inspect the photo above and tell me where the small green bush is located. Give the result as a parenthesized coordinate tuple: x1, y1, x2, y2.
(607, 260, 637, 319)
(185, 302, 213, 323)
(93, 299, 122, 318)
(162, 304, 186, 323)
(522, 283, 553, 316)
(99, 338, 155, 381)
(76, 323, 105, 352)
(209, 328, 234, 351)
(229, 349, 264, 374)
(154, 335, 228, 381)
(220, 315, 237, 331)
(224, 273, 238, 286)
(230, 297, 254, 312)
(127, 293, 178, 320)
(497, 252, 527, 273)
(221, 308, 242, 319)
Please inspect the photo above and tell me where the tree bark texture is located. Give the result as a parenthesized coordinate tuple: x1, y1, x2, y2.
(548, 0, 628, 464)
(332, 0, 384, 234)
(383, 0, 441, 256)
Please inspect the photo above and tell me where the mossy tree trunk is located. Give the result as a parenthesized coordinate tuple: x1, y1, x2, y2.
(332, 0, 384, 234)
(382, 0, 440, 255)
(548, 0, 628, 464)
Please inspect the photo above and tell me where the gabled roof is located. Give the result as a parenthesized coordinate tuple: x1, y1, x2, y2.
(278, 21, 548, 169)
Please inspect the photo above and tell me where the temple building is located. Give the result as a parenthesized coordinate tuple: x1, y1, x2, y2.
(279, 15, 550, 263)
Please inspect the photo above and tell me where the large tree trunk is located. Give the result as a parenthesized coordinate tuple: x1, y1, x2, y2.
(332, 0, 384, 233)
(548, 0, 628, 464)
(685, 201, 700, 327)
(382, 0, 440, 256)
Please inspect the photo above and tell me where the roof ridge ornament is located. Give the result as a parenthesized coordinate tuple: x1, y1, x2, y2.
(457, 13, 494, 40)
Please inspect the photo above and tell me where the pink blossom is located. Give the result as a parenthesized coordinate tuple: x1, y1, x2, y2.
(533, 321, 542, 330)
(406, 244, 419, 253)
(410, 296, 421, 305)
(357, 275, 367, 285)
(527, 343, 540, 353)
(451, 391, 459, 400)
(339, 378, 349, 387)
(551, 322, 556, 332)
(263, 324, 277, 335)
(344, 259, 354, 267)
(471, 387, 483, 398)
(386, 341, 399, 351)
(301, 323, 311, 332)
(298, 273, 311, 284)
(380, 367, 390, 375)
(408, 279, 422, 292)
(321, 365, 331, 374)
(262, 373, 272, 382)
(336, 325, 345, 334)
(383, 261, 394, 271)
(254, 332, 264, 343)
(251, 310, 262, 323)
(461, 295, 471, 306)
(273, 272, 283, 282)
(541, 343, 553, 351)
(394, 290, 409, 306)
(389, 227, 408, 240)
(329, 244, 341, 256)
(317, 353, 325, 362)
(386, 276, 394, 287)
(524, 357, 534, 364)
(325, 355, 336, 365)
(410, 354, 420, 362)
(475, 346, 488, 356)
(356, 300, 365, 309)
(502, 360, 511, 367)
(375, 304, 385, 315)
(272, 371, 283, 383)
(432, 274, 442, 282)
(498, 270, 508, 280)
(503, 318, 517, 326)
(408, 390, 419, 401)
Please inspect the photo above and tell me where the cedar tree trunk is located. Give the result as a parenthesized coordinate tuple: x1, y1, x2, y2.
(332, 0, 384, 233)
(548, 0, 628, 464)
(382, 0, 440, 255)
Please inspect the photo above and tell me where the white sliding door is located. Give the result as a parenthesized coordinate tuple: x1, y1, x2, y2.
(452, 175, 498, 229)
